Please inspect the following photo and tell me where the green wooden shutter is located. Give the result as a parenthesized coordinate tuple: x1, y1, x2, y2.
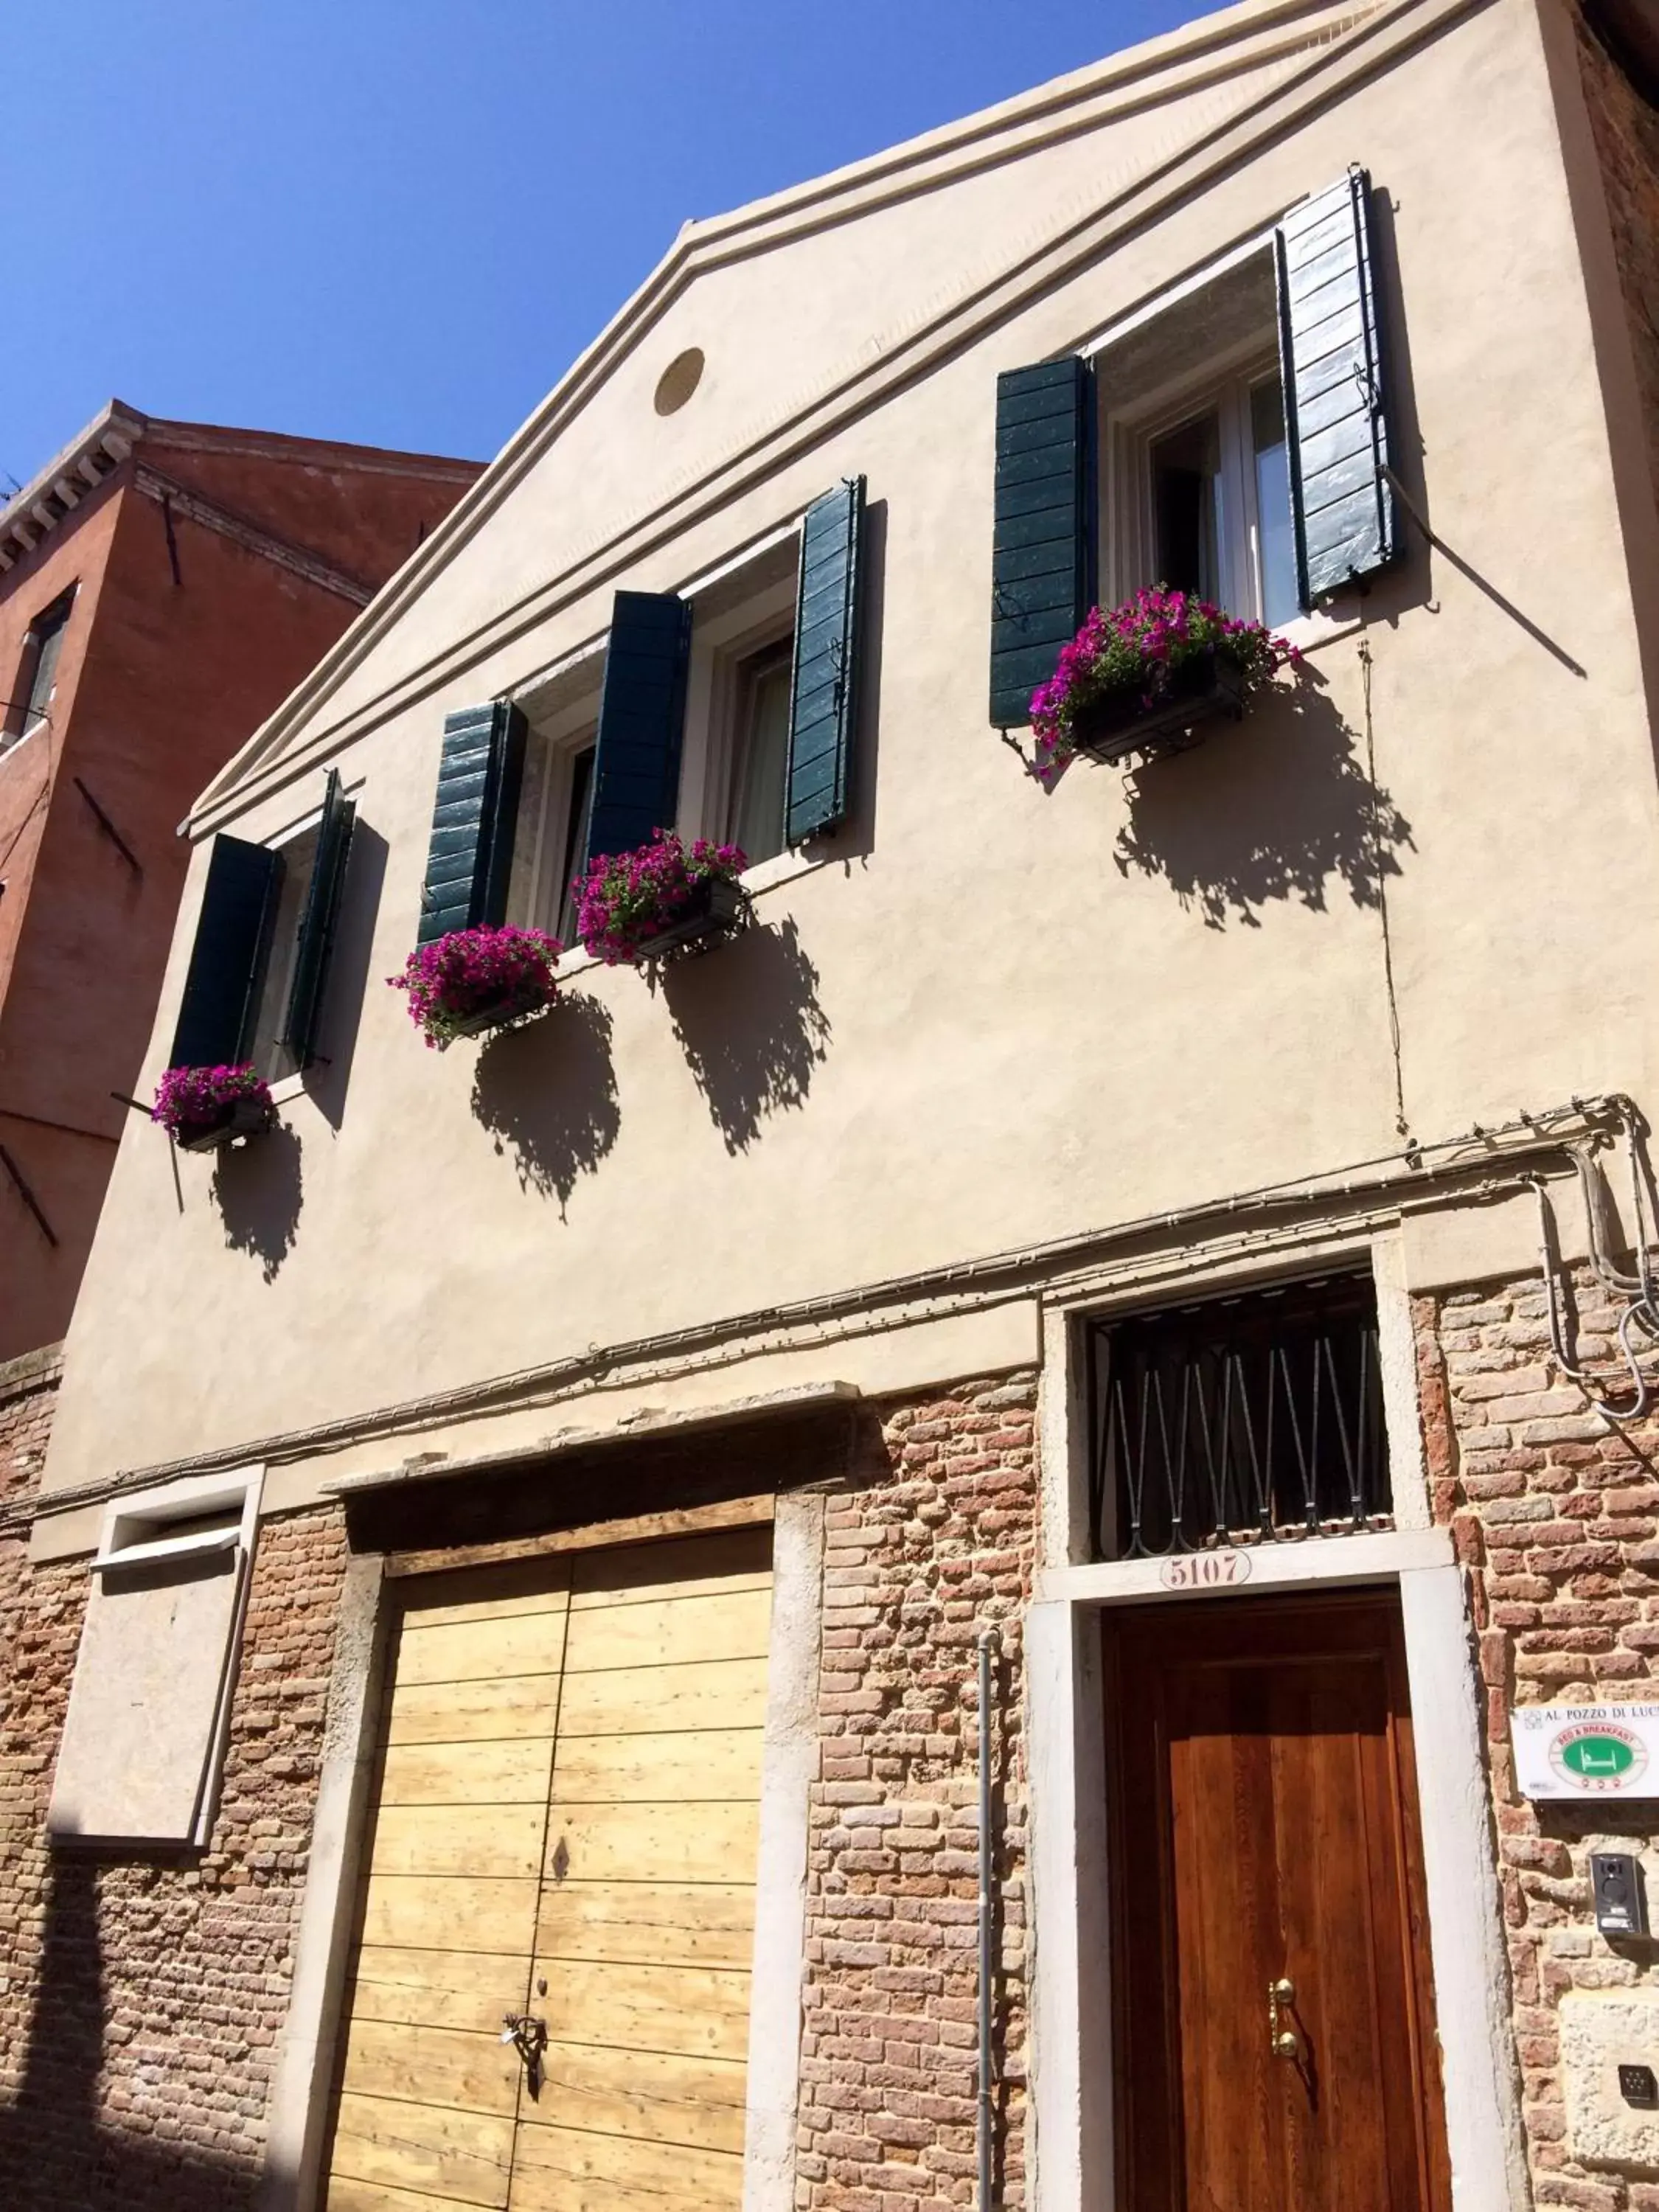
(279, 768, 357, 1067)
(585, 591, 693, 864)
(417, 700, 526, 945)
(167, 836, 282, 1070)
(1276, 167, 1397, 608)
(990, 355, 1093, 727)
(786, 476, 865, 844)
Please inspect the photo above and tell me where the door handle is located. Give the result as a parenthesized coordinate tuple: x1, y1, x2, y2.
(502, 2011, 549, 2099)
(1267, 1977, 1301, 2060)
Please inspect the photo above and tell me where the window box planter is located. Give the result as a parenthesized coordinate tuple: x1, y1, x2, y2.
(1028, 589, 1298, 781)
(575, 832, 749, 967)
(1067, 651, 1248, 766)
(627, 873, 746, 962)
(442, 982, 557, 1040)
(153, 1064, 276, 1151)
(389, 926, 562, 1050)
(175, 1095, 278, 1153)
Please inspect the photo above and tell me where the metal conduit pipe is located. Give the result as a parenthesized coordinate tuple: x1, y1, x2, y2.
(977, 1625, 1001, 2212)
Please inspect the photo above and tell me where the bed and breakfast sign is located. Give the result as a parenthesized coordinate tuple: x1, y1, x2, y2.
(1512, 1703, 1659, 1800)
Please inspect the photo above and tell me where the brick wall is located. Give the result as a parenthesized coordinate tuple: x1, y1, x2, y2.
(1419, 1267, 1659, 2211)
(799, 1372, 1037, 2211)
(0, 1332, 347, 2212)
(1576, 2, 1659, 521)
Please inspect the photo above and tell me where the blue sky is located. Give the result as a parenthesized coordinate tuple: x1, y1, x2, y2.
(5, 1, 1203, 484)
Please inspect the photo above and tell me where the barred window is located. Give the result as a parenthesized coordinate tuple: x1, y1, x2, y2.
(1084, 1273, 1391, 1561)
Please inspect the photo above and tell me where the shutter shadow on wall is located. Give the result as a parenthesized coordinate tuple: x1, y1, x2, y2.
(168, 835, 281, 1070)
(786, 476, 865, 844)
(279, 767, 356, 1067)
(584, 591, 693, 866)
(417, 700, 528, 945)
(1275, 167, 1398, 608)
(989, 355, 1093, 728)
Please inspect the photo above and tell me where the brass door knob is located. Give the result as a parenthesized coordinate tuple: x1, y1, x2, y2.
(1267, 1977, 1301, 2059)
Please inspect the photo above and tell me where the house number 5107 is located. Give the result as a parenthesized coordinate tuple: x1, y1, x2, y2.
(1158, 1550, 1252, 1590)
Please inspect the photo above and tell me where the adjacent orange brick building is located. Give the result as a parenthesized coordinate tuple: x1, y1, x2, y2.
(0, 402, 481, 1358)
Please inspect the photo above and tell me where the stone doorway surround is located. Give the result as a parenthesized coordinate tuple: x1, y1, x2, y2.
(1023, 1245, 1534, 2212)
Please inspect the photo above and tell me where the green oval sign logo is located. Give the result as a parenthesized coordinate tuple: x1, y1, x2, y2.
(1561, 1733, 1637, 1779)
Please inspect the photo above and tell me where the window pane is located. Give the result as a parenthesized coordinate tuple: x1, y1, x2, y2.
(10, 595, 73, 745)
(731, 648, 793, 865)
(557, 745, 597, 943)
(1151, 413, 1221, 600)
(251, 825, 319, 1079)
(1251, 376, 1300, 628)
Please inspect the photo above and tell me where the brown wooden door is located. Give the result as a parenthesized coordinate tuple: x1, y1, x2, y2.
(1105, 1591, 1450, 2212)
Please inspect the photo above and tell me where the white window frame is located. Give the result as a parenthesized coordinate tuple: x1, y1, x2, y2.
(680, 571, 797, 860)
(50, 1466, 265, 1851)
(511, 693, 602, 943)
(1102, 336, 1287, 623)
(3, 586, 75, 759)
(251, 779, 363, 1102)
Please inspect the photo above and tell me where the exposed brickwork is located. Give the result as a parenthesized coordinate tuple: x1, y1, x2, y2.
(1419, 1267, 1659, 2210)
(0, 1365, 347, 2212)
(1576, 1, 1659, 521)
(799, 1374, 1037, 2211)
(0, 1346, 61, 1519)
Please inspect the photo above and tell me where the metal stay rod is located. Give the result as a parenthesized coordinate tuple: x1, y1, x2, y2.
(978, 1624, 1001, 2212)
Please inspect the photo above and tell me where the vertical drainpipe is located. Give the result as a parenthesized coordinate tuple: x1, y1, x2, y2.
(978, 1624, 1001, 2212)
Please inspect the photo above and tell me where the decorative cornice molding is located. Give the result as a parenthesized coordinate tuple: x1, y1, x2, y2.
(187, 0, 1483, 837)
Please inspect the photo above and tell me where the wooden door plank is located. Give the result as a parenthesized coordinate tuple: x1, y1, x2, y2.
(330, 2090, 515, 2210)
(394, 1611, 570, 1687)
(543, 1798, 759, 1886)
(379, 1738, 555, 1808)
(554, 1656, 769, 1737)
(546, 1726, 763, 1804)
(569, 1528, 772, 1610)
(398, 1576, 571, 1630)
(327, 2177, 488, 2212)
(532, 1958, 753, 2063)
(514, 2045, 748, 2155)
(388, 1495, 773, 1582)
(535, 1881, 757, 1969)
(368, 1803, 546, 1879)
(559, 1589, 773, 1672)
(349, 1944, 535, 2036)
(360, 1871, 541, 1956)
(341, 2017, 522, 2119)
(386, 1674, 563, 1746)
(507, 2117, 744, 2208)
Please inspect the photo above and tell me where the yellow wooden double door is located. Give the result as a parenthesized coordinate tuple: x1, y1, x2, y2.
(323, 1526, 773, 2212)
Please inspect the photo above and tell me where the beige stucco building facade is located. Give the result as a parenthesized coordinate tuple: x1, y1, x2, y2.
(4, 1, 1659, 2207)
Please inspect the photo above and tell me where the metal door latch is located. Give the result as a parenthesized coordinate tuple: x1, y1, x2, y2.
(501, 2012, 549, 2098)
(1267, 1977, 1301, 2060)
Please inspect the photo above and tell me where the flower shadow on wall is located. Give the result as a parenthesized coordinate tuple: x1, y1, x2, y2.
(470, 993, 620, 1217)
(662, 918, 831, 1154)
(1110, 665, 1413, 930)
(211, 1123, 303, 1282)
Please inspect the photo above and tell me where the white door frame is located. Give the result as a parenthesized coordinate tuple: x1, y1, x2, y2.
(1024, 1252, 1531, 2212)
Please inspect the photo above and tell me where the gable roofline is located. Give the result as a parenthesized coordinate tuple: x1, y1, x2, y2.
(0, 400, 480, 580)
(189, 0, 1480, 836)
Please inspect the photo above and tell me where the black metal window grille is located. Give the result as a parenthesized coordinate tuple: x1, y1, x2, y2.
(1085, 1273, 1391, 1561)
